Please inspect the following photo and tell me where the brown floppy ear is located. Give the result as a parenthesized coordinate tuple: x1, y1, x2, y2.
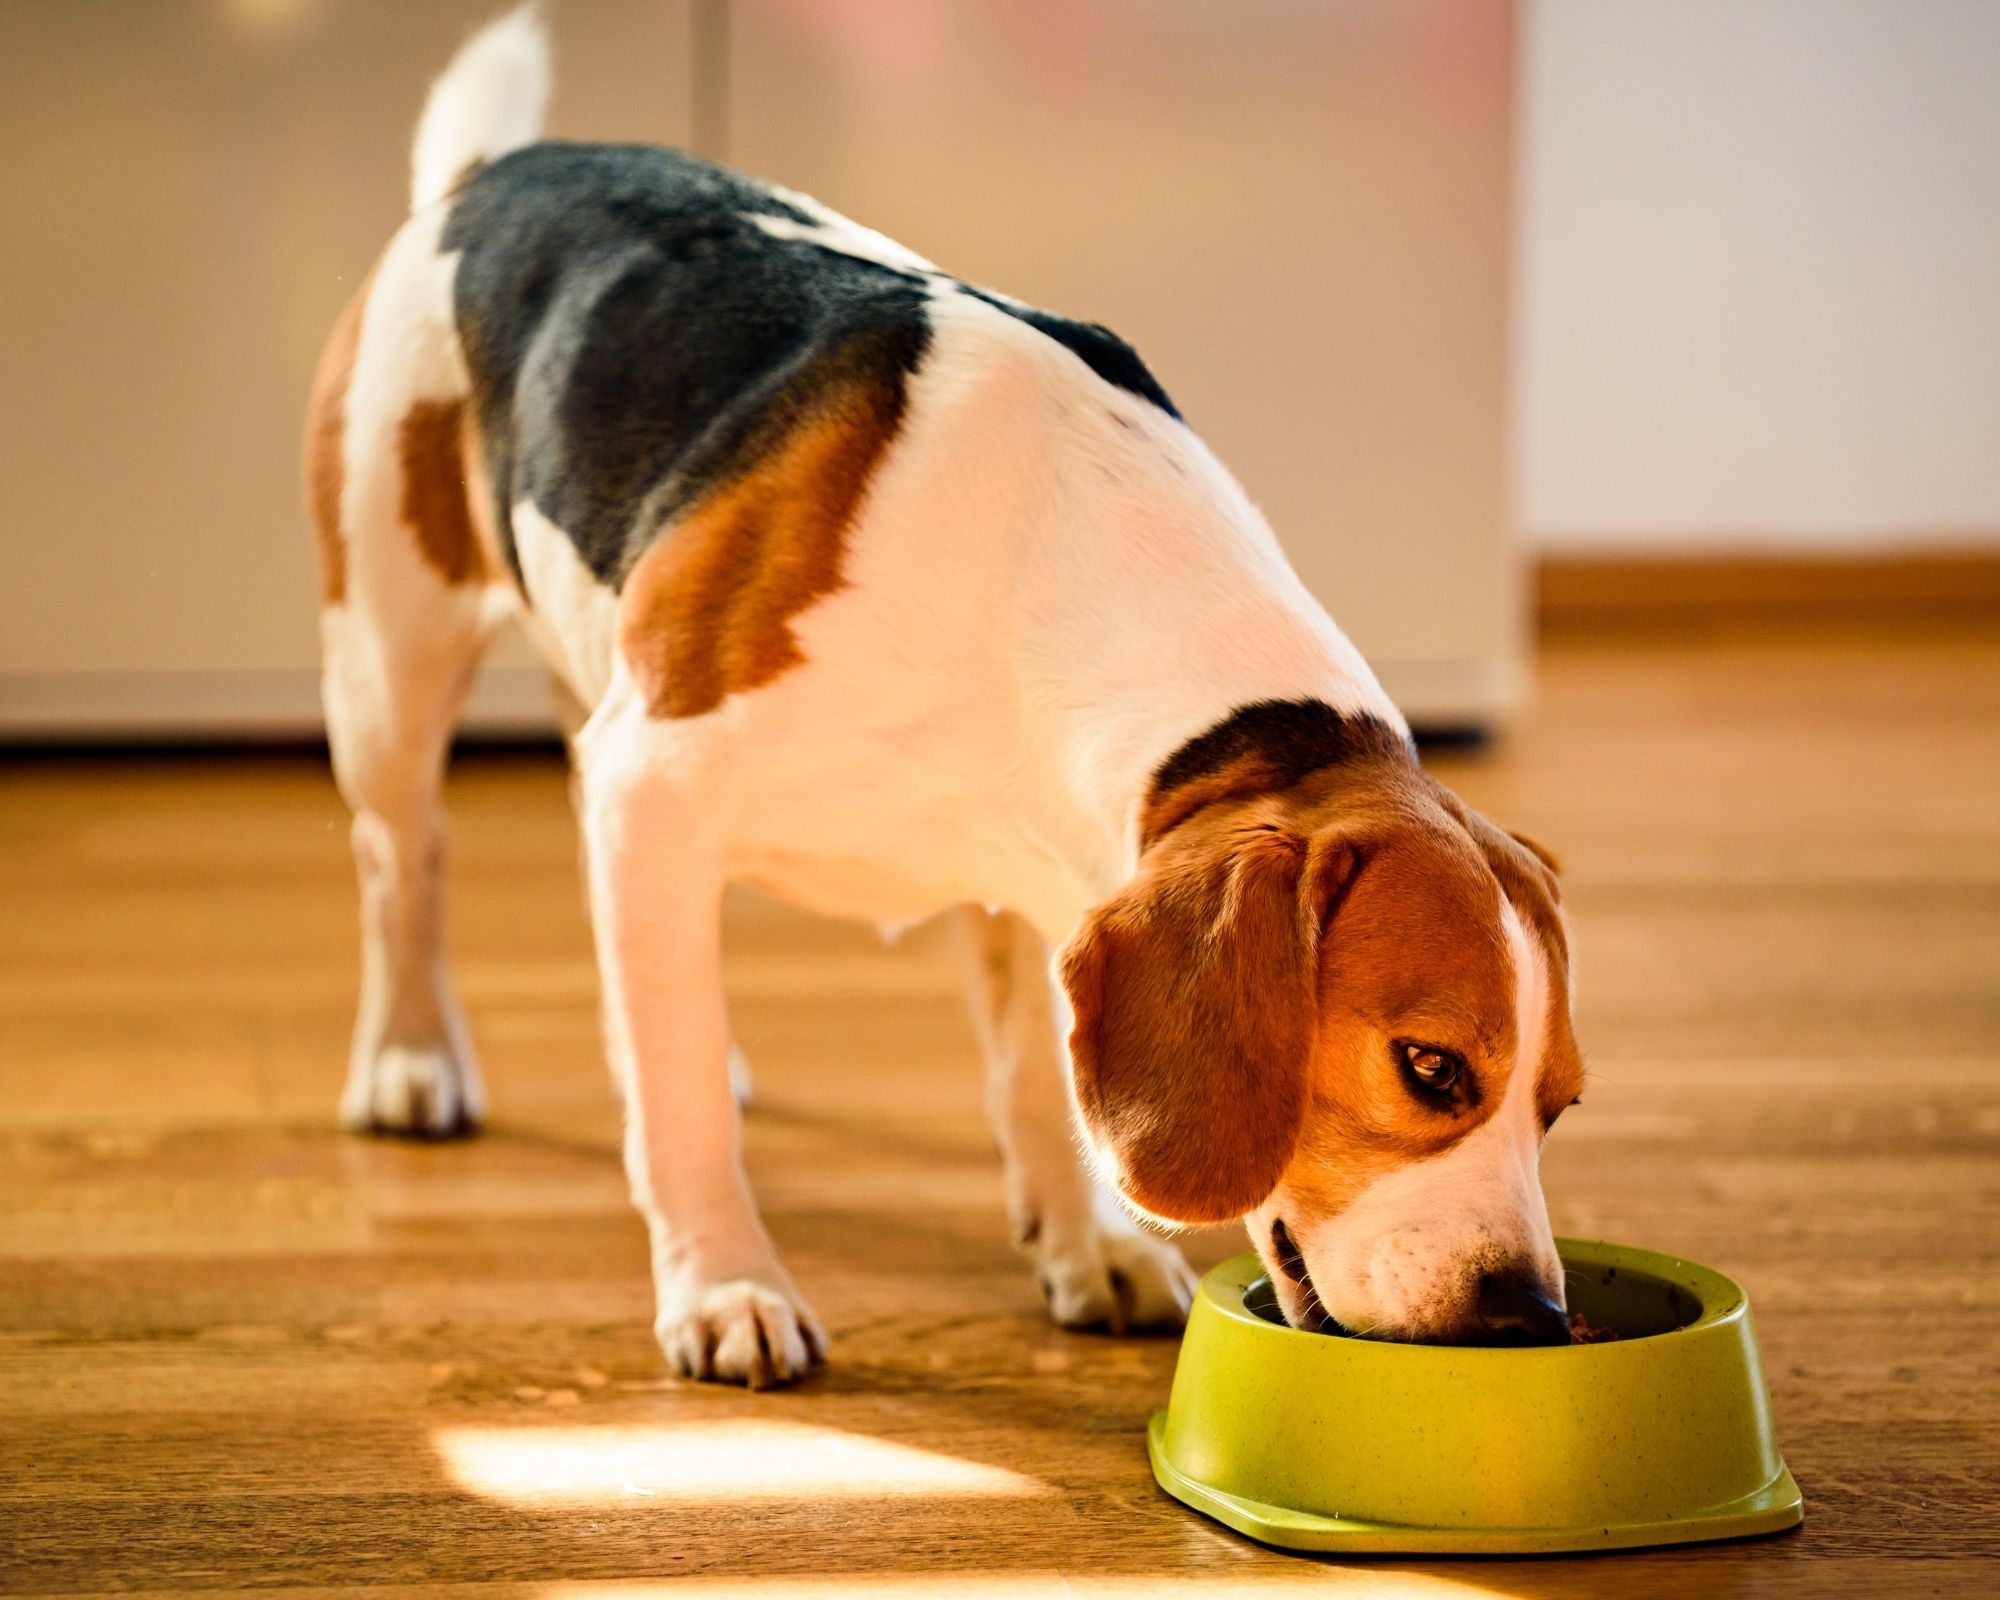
(1450, 799, 1563, 906)
(1508, 830, 1562, 881)
(1059, 815, 1362, 1225)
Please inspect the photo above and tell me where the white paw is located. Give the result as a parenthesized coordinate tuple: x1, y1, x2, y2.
(340, 1042, 484, 1138)
(657, 1276, 826, 1389)
(1032, 1217, 1198, 1335)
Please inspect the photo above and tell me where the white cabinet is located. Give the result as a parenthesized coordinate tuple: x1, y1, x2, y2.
(0, 0, 697, 737)
(0, 0, 1519, 736)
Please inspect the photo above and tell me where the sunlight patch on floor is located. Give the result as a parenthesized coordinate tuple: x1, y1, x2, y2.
(433, 1419, 1051, 1503)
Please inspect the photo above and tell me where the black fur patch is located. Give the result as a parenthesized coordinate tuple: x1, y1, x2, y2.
(443, 143, 1179, 587)
(1151, 699, 1414, 799)
(444, 143, 931, 586)
(963, 289, 1180, 420)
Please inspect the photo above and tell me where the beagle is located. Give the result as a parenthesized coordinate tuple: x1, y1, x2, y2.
(307, 9, 1584, 1388)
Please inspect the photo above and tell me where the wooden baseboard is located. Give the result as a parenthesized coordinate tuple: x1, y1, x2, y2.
(0, 666, 558, 742)
(1538, 547, 2000, 628)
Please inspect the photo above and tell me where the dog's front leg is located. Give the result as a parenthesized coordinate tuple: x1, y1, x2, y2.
(953, 907, 1197, 1332)
(578, 738, 824, 1388)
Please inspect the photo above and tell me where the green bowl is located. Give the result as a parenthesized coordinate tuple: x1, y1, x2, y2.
(1148, 1240, 1802, 1555)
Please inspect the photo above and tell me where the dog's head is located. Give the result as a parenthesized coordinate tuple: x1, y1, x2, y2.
(1060, 738, 1583, 1345)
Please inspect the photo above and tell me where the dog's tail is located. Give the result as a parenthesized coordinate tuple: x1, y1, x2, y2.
(410, 4, 551, 213)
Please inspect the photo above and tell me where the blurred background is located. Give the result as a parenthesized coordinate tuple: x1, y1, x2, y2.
(5, 0, 1994, 739)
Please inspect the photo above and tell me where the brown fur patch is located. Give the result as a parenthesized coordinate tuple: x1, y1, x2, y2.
(455, 418, 515, 590)
(1282, 768, 1585, 1228)
(1062, 796, 1364, 1225)
(398, 398, 488, 587)
(302, 270, 374, 605)
(1282, 780, 1523, 1225)
(618, 351, 908, 719)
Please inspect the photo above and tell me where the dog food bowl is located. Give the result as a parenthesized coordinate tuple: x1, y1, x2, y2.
(1148, 1239, 1802, 1555)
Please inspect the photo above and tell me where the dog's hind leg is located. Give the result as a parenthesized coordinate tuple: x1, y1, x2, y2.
(321, 592, 492, 1139)
(308, 221, 501, 1138)
(952, 906, 1197, 1332)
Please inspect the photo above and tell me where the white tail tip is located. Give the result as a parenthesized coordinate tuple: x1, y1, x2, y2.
(411, 4, 552, 213)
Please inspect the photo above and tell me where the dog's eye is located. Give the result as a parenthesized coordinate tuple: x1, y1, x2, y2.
(1406, 1046, 1457, 1088)
(1397, 1041, 1467, 1101)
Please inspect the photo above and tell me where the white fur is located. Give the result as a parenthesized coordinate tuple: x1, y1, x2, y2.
(572, 286, 1403, 946)
(320, 204, 499, 1138)
(411, 4, 551, 213)
(747, 208, 938, 275)
(1260, 897, 1563, 1339)
(570, 704, 825, 1386)
(510, 499, 618, 706)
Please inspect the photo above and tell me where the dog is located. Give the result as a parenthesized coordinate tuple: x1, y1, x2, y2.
(306, 8, 1585, 1388)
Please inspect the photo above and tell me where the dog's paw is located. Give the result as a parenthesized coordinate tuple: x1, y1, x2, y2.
(340, 1042, 483, 1138)
(656, 1276, 826, 1389)
(1033, 1220, 1198, 1335)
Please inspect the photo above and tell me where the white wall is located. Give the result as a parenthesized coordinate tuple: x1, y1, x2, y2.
(1517, 0, 2000, 552)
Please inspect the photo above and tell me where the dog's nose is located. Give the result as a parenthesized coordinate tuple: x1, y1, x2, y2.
(1475, 1271, 1571, 1346)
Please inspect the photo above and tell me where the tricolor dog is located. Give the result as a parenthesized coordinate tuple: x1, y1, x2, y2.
(308, 9, 1586, 1388)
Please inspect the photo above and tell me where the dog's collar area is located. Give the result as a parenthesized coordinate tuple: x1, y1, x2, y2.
(1139, 702, 1414, 850)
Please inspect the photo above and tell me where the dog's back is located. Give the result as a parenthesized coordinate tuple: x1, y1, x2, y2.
(444, 142, 937, 590)
(310, 5, 1206, 721)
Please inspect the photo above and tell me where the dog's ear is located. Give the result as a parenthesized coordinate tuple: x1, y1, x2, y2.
(1443, 792, 1562, 906)
(1487, 824, 1563, 906)
(1059, 812, 1364, 1225)
(1506, 829, 1562, 882)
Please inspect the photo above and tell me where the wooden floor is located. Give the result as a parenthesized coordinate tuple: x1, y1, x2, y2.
(4, 615, 1997, 1598)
